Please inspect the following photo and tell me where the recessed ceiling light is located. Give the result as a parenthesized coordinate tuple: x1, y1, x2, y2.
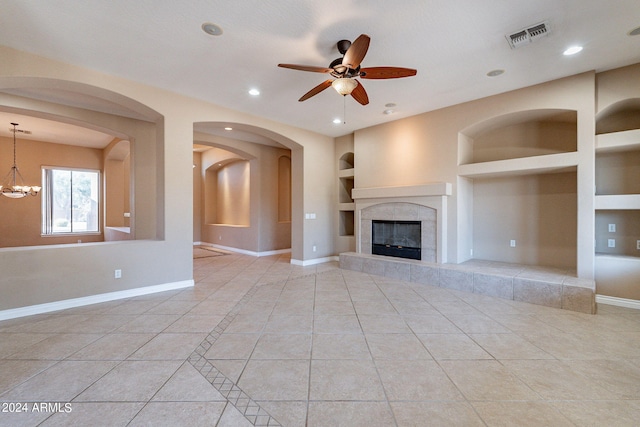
(248, 88, 260, 96)
(486, 69, 505, 77)
(332, 118, 342, 124)
(224, 127, 232, 131)
(563, 46, 583, 55)
(629, 25, 640, 36)
(202, 22, 223, 36)
(383, 109, 394, 115)
(385, 103, 397, 108)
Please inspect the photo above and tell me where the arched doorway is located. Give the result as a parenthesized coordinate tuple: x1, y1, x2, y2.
(193, 122, 301, 257)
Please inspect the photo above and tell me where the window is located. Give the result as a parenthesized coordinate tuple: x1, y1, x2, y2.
(41, 167, 100, 235)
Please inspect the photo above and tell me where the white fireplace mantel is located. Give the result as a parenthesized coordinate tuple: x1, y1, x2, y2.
(352, 183, 451, 200)
(352, 183, 452, 264)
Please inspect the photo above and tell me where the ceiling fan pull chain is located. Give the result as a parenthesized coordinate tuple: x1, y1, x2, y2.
(343, 95, 347, 124)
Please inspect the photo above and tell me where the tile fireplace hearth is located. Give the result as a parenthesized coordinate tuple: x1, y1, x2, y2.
(339, 253, 595, 314)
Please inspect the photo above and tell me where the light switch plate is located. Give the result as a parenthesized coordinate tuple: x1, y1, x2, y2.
(608, 224, 616, 232)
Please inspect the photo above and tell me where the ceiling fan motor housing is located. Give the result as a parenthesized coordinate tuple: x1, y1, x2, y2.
(337, 39, 351, 54)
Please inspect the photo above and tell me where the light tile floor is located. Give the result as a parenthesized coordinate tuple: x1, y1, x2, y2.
(1, 252, 640, 426)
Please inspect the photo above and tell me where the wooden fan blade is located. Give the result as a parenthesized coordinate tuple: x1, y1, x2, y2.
(350, 80, 369, 105)
(299, 80, 333, 102)
(360, 67, 417, 79)
(278, 64, 333, 73)
(342, 34, 370, 69)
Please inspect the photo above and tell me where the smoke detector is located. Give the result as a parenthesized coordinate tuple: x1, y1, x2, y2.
(506, 21, 550, 49)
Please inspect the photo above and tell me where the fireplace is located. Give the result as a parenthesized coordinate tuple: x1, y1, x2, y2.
(372, 220, 421, 260)
(352, 183, 451, 263)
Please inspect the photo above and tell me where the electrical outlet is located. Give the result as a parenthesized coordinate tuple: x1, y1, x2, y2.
(510, 240, 516, 247)
(312, 245, 317, 252)
(637, 240, 640, 250)
(608, 239, 616, 248)
(114, 269, 122, 279)
(608, 224, 616, 232)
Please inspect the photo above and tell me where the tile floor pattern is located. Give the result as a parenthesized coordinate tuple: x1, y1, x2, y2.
(0, 253, 639, 426)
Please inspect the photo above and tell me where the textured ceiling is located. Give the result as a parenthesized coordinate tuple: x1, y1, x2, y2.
(0, 0, 639, 142)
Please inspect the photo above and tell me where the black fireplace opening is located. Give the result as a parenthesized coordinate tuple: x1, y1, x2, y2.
(372, 220, 421, 260)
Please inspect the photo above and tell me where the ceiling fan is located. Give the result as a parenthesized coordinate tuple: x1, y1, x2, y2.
(278, 34, 417, 106)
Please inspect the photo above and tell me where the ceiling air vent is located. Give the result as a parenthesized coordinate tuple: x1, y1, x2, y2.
(506, 21, 550, 49)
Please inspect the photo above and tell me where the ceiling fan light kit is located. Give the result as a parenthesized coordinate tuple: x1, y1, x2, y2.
(278, 34, 417, 106)
(332, 78, 358, 95)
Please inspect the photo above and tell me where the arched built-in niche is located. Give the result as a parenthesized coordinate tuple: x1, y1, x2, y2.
(339, 152, 354, 170)
(205, 159, 251, 226)
(459, 109, 577, 165)
(596, 98, 640, 135)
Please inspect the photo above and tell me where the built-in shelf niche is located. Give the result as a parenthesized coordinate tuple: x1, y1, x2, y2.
(339, 210, 355, 236)
(595, 210, 640, 257)
(339, 152, 354, 170)
(339, 177, 355, 203)
(594, 103, 640, 261)
(337, 151, 355, 240)
(595, 129, 640, 196)
(593, 98, 640, 301)
(459, 109, 577, 166)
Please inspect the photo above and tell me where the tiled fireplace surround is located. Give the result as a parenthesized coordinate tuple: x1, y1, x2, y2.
(340, 184, 596, 314)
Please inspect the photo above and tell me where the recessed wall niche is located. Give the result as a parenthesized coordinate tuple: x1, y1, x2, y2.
(339, 177, 355, 204)
(459, 109, 577, 165)
(205, 159, 250, 226)
(278, 155, 291, 222)
(337, 147, 355, 241)
(339, 152, 354, 170)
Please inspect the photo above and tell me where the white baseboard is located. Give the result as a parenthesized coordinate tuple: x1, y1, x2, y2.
(596, 294, 640, 310)
(0, 280, 194, 321)
(290, 256, 340, 266)
(198, 242, 291, 258)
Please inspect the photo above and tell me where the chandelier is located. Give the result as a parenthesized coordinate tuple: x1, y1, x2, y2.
(1, 123, 41, 198)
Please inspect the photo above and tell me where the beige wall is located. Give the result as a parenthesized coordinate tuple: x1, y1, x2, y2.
(0, 137, 104, 247)
(473, 172, 577, 268)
